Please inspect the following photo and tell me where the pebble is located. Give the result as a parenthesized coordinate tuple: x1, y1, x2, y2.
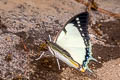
(44, 59, 49, 63)
(98, 61, 102, 63)
(98, 56, 101, 59)
(62, 68, 65, 70)
(118, 64, 120, 67)
(100, 20, 104, 22)
(61, 78, 66, 80)
(49, 65, 52, 68)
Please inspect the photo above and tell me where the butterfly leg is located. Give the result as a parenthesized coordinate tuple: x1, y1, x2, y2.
(48, 35, 61, 70)
(35, 52, 45, 60)
(48, 46, 61, 70)
(56, 58, 61, 70)
(49, 49, 61, 70)
(48, 46, 55, 55)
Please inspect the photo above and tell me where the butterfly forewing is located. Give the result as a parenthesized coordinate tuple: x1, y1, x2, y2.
(56, 23, 86, 65)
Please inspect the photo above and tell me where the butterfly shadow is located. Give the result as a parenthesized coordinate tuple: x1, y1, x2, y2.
(30, 56, 68, 80)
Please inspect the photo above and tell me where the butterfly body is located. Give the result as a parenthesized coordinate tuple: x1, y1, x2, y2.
(48, 41, 80, 69)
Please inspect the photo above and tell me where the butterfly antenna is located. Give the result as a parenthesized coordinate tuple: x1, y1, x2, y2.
(35, 52, 45, 60)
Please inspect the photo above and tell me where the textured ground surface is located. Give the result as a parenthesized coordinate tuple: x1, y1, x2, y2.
(0, 0, 120, 80)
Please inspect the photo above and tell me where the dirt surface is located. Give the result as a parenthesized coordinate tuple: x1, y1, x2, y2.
(0, 0, 120, 80)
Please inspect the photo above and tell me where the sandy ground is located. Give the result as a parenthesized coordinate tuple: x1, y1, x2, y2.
(0, 0, 120, 80)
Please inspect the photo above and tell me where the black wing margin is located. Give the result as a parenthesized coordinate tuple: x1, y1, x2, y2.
(68, 12, 90, 46)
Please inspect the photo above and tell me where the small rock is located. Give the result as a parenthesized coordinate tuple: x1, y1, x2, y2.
(44, 59, 49, 63)
(49, 65, 52, 68)
(62, 68, 65, 70)
(98, 56, 101, 59)
(61, 78, 65, 80)
(118, 64, 120, 67)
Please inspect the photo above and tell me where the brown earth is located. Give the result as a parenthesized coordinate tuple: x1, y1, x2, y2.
(0, 0, 120, 80)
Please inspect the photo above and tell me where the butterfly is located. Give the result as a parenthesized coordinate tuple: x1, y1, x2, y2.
(39, 11, 97, 72)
